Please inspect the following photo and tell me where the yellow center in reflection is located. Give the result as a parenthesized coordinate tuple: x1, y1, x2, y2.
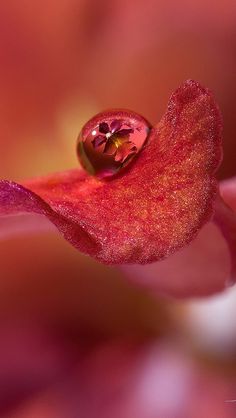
(112, 136, 124, 149)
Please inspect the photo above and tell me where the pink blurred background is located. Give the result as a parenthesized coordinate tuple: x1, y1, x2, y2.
(0, 1, 236, 416)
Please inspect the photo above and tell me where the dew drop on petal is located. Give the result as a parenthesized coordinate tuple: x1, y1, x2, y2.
(77, 110, 152, 178)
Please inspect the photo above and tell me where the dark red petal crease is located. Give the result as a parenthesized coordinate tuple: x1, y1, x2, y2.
(0, 80, 222, 264)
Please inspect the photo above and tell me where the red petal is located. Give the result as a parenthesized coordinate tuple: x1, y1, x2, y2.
(0, 80, 222, 264)
(213, 178, 236, 284)
(219, 176, 236, 212)
(0, 213, 55, 241)
(123, 178, 236, 297)
(122, 222, 231, 298)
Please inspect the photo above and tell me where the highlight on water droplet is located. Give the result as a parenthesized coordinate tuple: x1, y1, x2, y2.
(77, 109, 152, 178)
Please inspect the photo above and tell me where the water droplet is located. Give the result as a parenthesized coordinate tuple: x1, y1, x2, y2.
(77, 110, 152, 178)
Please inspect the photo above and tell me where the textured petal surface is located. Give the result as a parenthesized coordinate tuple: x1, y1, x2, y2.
(123, 179, 236, 298)
(0, 80, 222, 264)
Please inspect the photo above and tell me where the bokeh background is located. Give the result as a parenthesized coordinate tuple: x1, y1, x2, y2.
(0, 1, 236, 417)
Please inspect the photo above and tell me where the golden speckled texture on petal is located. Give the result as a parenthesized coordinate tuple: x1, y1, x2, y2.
(0, 80, 222, 264)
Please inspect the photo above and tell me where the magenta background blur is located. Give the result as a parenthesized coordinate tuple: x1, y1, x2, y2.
(0, 1, 236, 417)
